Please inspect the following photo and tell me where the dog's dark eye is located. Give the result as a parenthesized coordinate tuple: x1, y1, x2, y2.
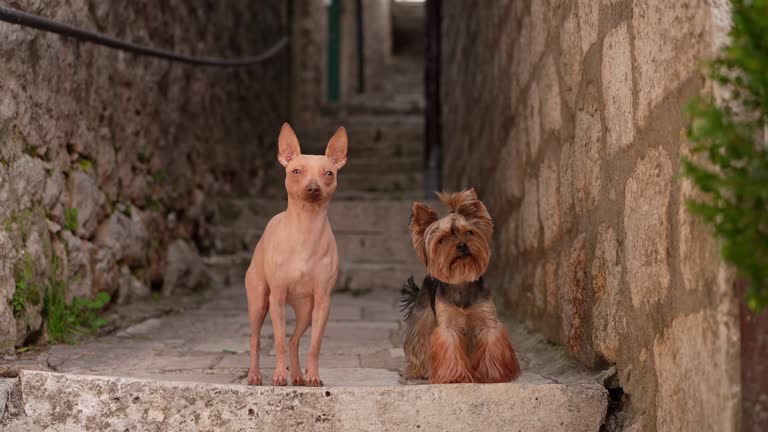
(467, 230, 474, 236)
(292, 169, 301, 175)
(325, 171, 334, 177)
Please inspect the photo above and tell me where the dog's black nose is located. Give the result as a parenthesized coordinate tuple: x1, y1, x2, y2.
(307, 185, 320, 195)
(457, 242, 470, 256)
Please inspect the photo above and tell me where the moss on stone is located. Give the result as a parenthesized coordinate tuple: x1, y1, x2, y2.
(11, 255, 42, 316)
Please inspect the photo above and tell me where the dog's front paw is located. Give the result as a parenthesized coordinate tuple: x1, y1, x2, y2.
(247, 370, 262, 386)
(291, 371, 306, 386)
(272, 370, 288, 386)
(304, 368, 323, 387)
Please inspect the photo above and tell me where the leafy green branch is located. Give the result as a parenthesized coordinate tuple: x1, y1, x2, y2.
(683, 0, 768, 312)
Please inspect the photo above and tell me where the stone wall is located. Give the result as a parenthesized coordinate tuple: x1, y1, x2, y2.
(292, 0, 394, 124)
(292, 0, 328, 125)
(0, 0, 289, 353)
(441, 1, 740, 431)
(361, 0, 392, 93)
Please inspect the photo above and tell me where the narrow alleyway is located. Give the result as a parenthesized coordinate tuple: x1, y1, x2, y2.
(1, 51, 609, 431)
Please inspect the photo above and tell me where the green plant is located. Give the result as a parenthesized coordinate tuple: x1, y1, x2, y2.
(64, 208, 79, 232)
(11, 256, 41, 315)
(44, 257, 111, 343)
(151, 171, 167, 184)
(683, 0, 768, 312)
(79, 159, 92, 172)
(3, 208, 33, 232)
(147, 197, 163, 212)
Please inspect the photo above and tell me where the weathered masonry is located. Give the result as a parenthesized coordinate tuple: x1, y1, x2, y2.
(0, 0, 289, 353)
(440, 1, 740, 431)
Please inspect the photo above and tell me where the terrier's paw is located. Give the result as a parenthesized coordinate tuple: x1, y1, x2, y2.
(247, 370, 262, 386)
(305, 369, 323, 387)
(272, 371, 288, 386)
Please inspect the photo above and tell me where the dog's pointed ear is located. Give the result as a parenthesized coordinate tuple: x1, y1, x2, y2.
(325, 126, 348, 169)
(278, 123, 301, 167)
(410, 202, 438, 266)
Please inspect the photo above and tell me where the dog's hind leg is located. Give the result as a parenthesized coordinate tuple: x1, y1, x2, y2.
(468, 300, 521, 383)
(402, 306, 436, 380)
(245, 243, 269, 386)
(288, 296, 313, 386)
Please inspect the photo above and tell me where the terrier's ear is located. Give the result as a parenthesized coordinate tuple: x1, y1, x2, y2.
(410, 202, 439, 266)
(278, 123, 301, 167)
(325, 126, 348, 169)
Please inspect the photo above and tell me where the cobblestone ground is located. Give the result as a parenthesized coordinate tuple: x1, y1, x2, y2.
(7, 287, 405, 386)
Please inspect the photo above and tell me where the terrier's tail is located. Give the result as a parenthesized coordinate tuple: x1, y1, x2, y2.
(400, 277, 420, 320)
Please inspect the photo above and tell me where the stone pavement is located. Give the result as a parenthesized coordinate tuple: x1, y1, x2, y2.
(0, 283, 612, 431)
(34, 286, 406, 387)
(3, 283, 613, 388)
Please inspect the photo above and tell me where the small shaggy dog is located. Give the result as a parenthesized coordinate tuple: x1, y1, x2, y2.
(400, 189, 521, 384)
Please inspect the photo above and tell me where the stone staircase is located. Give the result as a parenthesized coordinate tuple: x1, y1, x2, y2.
(0, 63, 611, 432)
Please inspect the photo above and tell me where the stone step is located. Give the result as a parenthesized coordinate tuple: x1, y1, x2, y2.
(3, 370, 607, 431)
(212, 199, 432, 234)
(296, 123, 423, 158)
(337, 261, 425, 293)
(332, 189, 425, 201)
(338, 171, 423, 195)
(341, 156, 423, 174)
(203, 253, 424, 294)
(203, 252, 252, 287)
(207, 224, 419, 264)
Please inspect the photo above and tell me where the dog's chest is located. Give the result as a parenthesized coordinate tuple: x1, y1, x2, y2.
(265, 238, 338, 290)
(436, 279, 490, 309)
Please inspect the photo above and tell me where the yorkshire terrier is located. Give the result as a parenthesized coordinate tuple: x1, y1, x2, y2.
(400, 189, 521, 384)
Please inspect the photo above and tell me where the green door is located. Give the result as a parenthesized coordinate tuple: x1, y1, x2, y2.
(327, 0, 341, 103)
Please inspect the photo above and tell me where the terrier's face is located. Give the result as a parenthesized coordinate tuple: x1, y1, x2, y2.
(410, 189, 494, 284)
(277, 123, 347, 204)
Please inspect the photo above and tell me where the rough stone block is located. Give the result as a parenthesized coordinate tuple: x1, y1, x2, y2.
(518, 177, 540, 252)
(654, 310, 739, 432)
(67, 170, 106, 238)
(591, 224, 623, 363)
(496, 124, 527, 202)
(559, 235, 587, 359)
(560, 11, 583, 109)
(602, 22, 635, 155)
(540, 55, 563, 134)
(570, 85, 603, 215)
(577, 0, 599, 56)
(538, 157, 561, 247)
(633, 0, 709, 126)
(679, 150, 720, 293)
(9, 370, 608, 432)
(526, 82, 542, 159)
(624, 148, 672, 307)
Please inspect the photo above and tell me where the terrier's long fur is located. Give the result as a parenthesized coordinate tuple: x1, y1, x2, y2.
(401, 189, 521, 383)
(245, 123, 347, 387)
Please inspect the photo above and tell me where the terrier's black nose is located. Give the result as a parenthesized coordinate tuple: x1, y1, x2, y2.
(307, 185, 320, 195)
(457, 242, 470, 256)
